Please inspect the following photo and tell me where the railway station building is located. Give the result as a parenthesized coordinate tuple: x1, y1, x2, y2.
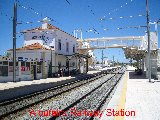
(0, 18, 91, 82)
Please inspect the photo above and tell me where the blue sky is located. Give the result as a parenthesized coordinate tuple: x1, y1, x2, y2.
(0, 0, 160, 62)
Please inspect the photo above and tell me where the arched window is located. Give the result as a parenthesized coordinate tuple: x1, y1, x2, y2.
(58, 39, 61, 50)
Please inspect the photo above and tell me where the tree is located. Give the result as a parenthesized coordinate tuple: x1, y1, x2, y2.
(96, 61, 100, 64)
(6, 52, 11, 57)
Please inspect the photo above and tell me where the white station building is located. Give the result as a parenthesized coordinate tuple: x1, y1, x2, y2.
(0, 18, 89, 82)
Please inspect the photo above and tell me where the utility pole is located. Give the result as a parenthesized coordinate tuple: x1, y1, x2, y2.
(13, 1, 17, 82)
(146, 0, 151, 82)
(102, 49, 104, 68)
(50, 48, 53, 77)
(113, 56, 115, 67)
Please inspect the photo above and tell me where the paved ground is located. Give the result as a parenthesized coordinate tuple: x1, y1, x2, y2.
(0, 76, 74, 90)
(0, 70, 103, 102)
(124, 68, 160, 120)
(0, 76, 77, 102)
(0, 70, 100, 91)
(101, 66, 160, 120)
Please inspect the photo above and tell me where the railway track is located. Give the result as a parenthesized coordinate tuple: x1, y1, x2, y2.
(54, 70, 125, 120)
(0, 66, 126, 120)
(0, 70, 108, 119)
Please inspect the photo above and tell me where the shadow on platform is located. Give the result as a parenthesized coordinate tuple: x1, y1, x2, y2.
(129, 71, 146, 79)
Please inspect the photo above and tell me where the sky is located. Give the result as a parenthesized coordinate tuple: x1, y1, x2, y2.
(0, 0, 160, 62)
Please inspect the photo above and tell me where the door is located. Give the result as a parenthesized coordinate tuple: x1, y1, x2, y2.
(66, 60, 69, 76)
(31, 65, 36, 80)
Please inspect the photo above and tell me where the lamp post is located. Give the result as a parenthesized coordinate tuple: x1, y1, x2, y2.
(113, 56, 115, 67)
(101, 50, 107, 66)
(101, 49, 104, 68)
(49, 46, 54, 77)
(146, 0, 151, 82)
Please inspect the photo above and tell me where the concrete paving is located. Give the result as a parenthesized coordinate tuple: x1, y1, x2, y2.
(101, 66, 160, 120)
(0, 76, 76, 102)
(0, 70, 102, 102)
(0, 70, 101, 91)
(0, 76, 74, 90)
(124, 68, 160, 120)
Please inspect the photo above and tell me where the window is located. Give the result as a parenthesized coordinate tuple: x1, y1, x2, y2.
(21, 62, 25, 66)
(58, 39, 61, 50)
(66, 42, 69, 52)
(37, 65, 42, 73)
(3, 61, 8, 65)
(58, 62, 61, 69)
(0, 66, 8, 76)
(9, 62, 18, 66)
(37, 62, 42, 73)
(9, 62, 13, 66)
(66, 61, 69, 69)
(73, 44, 75, 53)
(21, 62, 25, 71)
(26, 62, 30, 71)
(37, 62, 42, 65)
(72, 62, 75, 66)
(157, 67, 160, 72)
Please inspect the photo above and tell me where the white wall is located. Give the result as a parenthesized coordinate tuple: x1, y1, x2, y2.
(8, 50, 52, 62)
(24, 30, 56, 50)
(55, 30, 77, 55)
(24, 29, 78, 56)
(142, 32, 158, 50)
(145, 52, 158, 79)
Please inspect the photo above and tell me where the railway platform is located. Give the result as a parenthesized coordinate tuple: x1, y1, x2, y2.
(0, 70, 101, 91)
(100, 66, 160, 120)
(0, 70, 101, 102)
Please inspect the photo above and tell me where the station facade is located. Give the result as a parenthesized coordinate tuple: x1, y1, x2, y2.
(0, 18, 91, 82)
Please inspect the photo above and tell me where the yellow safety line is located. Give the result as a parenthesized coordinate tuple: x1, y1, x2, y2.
(114, 71, 128, 120)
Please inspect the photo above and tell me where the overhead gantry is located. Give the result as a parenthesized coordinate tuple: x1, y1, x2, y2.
(83, 36, 143, 42)
(77, 35, 145, 68)
(77, 32, 159, 79)
(77, 36, 144, 50)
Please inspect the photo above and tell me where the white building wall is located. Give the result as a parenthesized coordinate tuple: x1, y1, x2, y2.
(55, 30, 77, 55)
(8, 50, 52, 62)
(5, 50, 54, 81)
(142, 32, 158, 50)
(0, 22, 82, 82)
(145, 52, 158, 79)
(24, 30, 56, 50)
(24, 29, 77, 56)
(156, 50, 160, 79)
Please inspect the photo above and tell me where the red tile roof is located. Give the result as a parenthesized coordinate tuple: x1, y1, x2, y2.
(8, 43, 50, 51)
(23, 24, 59, 32)
(23, 23, 78, 39)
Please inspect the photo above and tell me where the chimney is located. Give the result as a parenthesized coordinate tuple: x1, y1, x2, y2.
(42, 17, 49, 29)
